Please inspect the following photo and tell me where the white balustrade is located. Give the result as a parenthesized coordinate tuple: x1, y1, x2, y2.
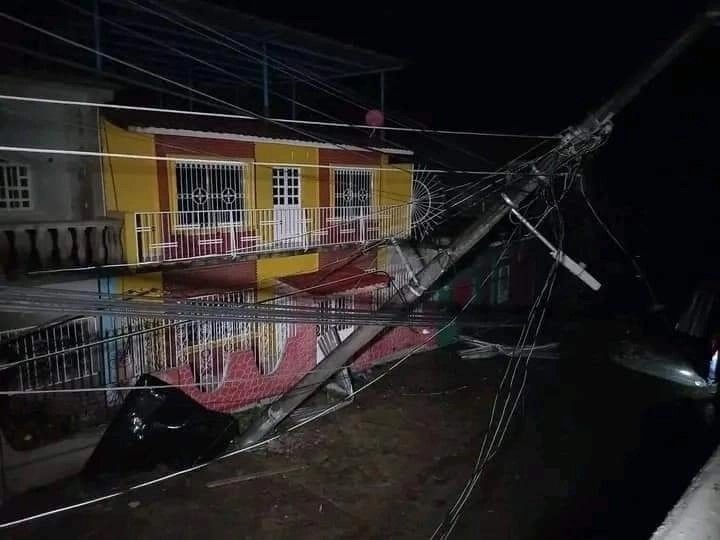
(134, 204, 411, 263)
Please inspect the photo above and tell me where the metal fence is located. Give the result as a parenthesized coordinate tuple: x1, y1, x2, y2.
(0, 290, 300, 398)
(0, 317, 101, 391)
(0, 294, 296, 446)
(134, 204, 411, 263)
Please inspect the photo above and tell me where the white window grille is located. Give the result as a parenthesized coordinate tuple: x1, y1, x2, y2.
(255, 297, 297, 376)
(316, 295, 355, 337)
(175, 289, 255, 391)
(175, 161, 245, 226)
(333, 168, 373, 217)
(0, 317, 100, 390)
(0, 162, 32, 210)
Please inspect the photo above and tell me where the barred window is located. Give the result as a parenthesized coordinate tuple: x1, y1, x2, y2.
(333, 168, 373, 216)
(0, 162, 32, 210)
(175, 161, 245, 225)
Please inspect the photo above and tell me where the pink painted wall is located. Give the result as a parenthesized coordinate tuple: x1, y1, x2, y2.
(351, 327, 436, 372)
(160, 324, 317, 412)
(160, 324, 436, 412)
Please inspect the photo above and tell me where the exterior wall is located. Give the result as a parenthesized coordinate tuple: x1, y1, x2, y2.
(254, 142, 318, 211)
(101, 120, 159, 265)
(162, 260, 257, 295)
(120, 272, 163, 295)
(317, 148, 382, 206)
(352, 327, 437, 372)
(153, 134, 255, 212)
(160, 324, 317, 412)
(88, 123, 419, 412)
(256, 254, 318, 285)
(0, 77, 112, 224)
(379, 159, 413, 207)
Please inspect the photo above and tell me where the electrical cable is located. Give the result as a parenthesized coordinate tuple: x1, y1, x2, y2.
(114, 0, 551, 174)
(0, 250, 504, 529)
(0, 10, 428, 180)
(0, 91, 557, 142)
(0, 144, 549, 177)
(431, 155, 570, 539)
(578, 173, 663, 313)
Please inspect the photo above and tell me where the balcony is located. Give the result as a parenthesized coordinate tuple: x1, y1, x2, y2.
(0, 219, 123, 276)
(134, 205, 411, 263)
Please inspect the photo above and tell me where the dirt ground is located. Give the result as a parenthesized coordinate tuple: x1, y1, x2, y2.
(1, 323, 718, 539)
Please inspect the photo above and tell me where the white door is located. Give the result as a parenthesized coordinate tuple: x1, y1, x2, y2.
(272, 167, 304, 247)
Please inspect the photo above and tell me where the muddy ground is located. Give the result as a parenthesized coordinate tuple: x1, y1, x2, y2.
(1, 323, 718, 539)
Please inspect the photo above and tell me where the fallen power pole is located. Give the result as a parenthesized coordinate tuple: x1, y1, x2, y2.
(239, 6, 719, 447)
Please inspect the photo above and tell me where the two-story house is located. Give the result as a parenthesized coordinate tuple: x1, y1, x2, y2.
(94, 113, 429, 412)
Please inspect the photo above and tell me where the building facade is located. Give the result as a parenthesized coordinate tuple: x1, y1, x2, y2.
(0, 98, 434, 423)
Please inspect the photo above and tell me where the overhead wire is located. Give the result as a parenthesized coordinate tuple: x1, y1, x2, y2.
(116, 0, 552, 171)
(53, 0, 418, 161)
(0, 89, 556, 142)
(112, 0, 488, 170)
(0, 10, 559, 245)
(578, 173, 663, 313)
(432, 151, 574, 539)
(0, 9, 430, 180)
(0, 144, 534, 176)
(0, 209, 519, 530)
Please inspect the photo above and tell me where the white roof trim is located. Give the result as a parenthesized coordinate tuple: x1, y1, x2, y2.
(129, 126, 414, 156)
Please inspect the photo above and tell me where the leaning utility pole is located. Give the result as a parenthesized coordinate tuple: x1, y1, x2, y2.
(239, 6, 719, 447)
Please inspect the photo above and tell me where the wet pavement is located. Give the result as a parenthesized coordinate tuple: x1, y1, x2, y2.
(1, 322, 718, 539)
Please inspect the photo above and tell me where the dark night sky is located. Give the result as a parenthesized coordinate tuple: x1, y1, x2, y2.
(244, 1, 720, 311)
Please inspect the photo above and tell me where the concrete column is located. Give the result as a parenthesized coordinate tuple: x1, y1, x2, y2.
(12, 230, 32, 273)
(87, 226, 103, 266)
(73, 227, 87, 266)
(56, 226, 74, 266)
(34, 227, 54, 269)
(0, 231, 10, 276)
(104, 225, 121, 264)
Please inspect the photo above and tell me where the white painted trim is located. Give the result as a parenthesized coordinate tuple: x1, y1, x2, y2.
(129, 126, 414, 156)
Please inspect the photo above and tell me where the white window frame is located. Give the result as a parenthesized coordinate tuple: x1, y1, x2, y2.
(272, 167, 301, 207)
(0, 162, 33, 211)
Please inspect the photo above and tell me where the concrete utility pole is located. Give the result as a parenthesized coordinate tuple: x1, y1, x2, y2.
(239, 178, 538, 446)
(239, 6, 719, 447)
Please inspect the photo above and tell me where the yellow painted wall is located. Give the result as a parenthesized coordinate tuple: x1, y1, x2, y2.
(379, 160, 413, 206)
(101, 120, 159, 264)
(256, 253, 318, 283)
(379, 160, 413, 235)
(120, 272, 163, 295)
(376, 245, 389, 271)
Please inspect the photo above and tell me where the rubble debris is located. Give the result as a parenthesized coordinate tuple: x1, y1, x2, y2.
(458, 335, 559, 360)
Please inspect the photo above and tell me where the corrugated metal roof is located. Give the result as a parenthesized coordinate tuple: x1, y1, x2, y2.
(106, 108, 413, 157)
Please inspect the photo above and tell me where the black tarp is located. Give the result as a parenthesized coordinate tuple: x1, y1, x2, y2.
(83, 375, 238, 478)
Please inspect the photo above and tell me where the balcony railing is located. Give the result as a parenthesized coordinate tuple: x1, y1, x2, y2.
(0, 219, 123, 275)
(134, 204, 411, 263)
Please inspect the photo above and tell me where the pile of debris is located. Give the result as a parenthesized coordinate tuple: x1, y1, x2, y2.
(458, 335, 559, 360)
